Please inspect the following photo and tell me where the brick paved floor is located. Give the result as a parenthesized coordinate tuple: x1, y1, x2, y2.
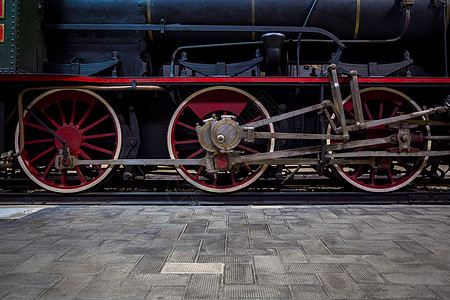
(0, 205, 449, 299)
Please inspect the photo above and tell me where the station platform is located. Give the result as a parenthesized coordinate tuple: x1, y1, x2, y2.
(0, 204, 448, 299)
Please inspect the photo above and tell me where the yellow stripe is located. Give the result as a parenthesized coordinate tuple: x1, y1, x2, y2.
(354, 0, 361, 39)
(1, 0, 4, 19)
(147, 0, 154, 42)
(251, 0, 255, 41)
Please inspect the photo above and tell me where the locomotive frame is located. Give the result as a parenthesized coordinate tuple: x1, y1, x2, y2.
(0, 0, 450, 194)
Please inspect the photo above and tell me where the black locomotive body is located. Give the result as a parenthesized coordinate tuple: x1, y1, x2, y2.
(0, 0, 449, 194)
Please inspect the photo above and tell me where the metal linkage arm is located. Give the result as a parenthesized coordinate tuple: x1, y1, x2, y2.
(243, 100, 333, 129)
(56, 157, 205, 170)
(328, 64, 348, 138)
(233, 136, 397, 164)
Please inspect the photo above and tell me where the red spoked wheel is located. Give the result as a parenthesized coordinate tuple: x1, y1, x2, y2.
(329, 87, 431, 193)
(168, 86, 274, 193)
(15, 89, 122, 193)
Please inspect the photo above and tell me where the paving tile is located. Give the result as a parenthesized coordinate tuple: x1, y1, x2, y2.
(0, 273, 63, 286)
(131, 255, 166, 274)
(227, 247, 277, 255)
(363, 255, 404, 273)
(227, 234, 250, 247)
(383, 273, 449, 285)
(40, 273, 95, 299)
(286, 263, 343, 274)
(200, 239, 226, 255)
(168, 247, 198, 263)
(254, 255, 285, 273)
(306, 254, 366, 264)
(257, 273, 319, 285)
(426, 285, 450, 299)
(222, 285, 291, 299)
(327, 246, 381, 255)
(89, 263, 135, 285)
(343, 264, 385, 283)
(78, 283, 150, 299)
(1, 285, 48, 300)
(197, 255, 252, 264)
(146, 286, 186, 300)
(185, 274, 220, 299)
(11, 254, 60, 273)
(40, 261, 105, 274)
(298, 240, 330, 254)
(94, 239, 130, 253)
(320, 273, 365, 299)
(291, 285, 331, 300)
(124, 274, 190, 286)
(225, 264, 254, 284)
(277, 248, 307, 263)
(161, 263, 224, 274)
(82, 253, 142, 264)
(359, 284, 438, 299)
(0, 240, 32, 253)
(381, 247, 421, 264)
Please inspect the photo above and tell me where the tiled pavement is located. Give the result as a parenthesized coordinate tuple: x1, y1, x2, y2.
(0, 205, 449, 299)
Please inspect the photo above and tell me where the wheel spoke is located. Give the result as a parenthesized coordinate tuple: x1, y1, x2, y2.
(396, 158, 412, 171)
(387, 169, 395, 184)
(42, 110, 61, 129)
(75, 166, 87, 183)
(61, 170, 67, 185)
(81, 115, 109, 133)
(379, 101, 384, 120)
(390, 105, 400, 117)
(25, 138, 53, 145)
(230, 172, 236, 184)
(195, 166, 204, 180)
(370, 169, 375, 186)
(245, 165, 254, 173)
(81, 142, 114, 155)
(70, 100, 77, 125)
(364, 103, 374, 120)
(57, 102, 67, 125)
(176, 122, 196, 132)
(237, 144, 260, 154)
(29, 146, 56, 164)
(173, 139, 200, 145)
(186, 148, 205, 159)
(79, 149, 102, 173)
(83, 133, 116, 140)
(351, 164, 363, 179)
(77, 103, 95, 128)
(25, 121, 51, 133)
(43, 154, 57, 179)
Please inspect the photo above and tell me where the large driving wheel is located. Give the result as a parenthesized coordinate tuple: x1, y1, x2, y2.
(15, 89, 122, 193)
(168, 86, 274, 193)
(329, 87, 430, 192)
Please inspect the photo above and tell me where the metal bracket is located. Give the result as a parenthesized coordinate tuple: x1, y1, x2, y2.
(327, 64, 349, 139)
(349, 70, 365, 129)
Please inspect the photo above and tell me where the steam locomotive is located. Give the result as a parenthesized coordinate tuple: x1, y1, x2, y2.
(0, 0, 449, 193)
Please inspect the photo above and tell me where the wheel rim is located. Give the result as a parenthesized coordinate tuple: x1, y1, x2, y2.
(168, 86, 274, 193)
(15, 89, 122, 193)
(329, 88, 430, 192)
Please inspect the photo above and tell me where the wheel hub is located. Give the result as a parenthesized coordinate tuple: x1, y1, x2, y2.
(55, 126, 82, 152)
(197, 115, 241, 153)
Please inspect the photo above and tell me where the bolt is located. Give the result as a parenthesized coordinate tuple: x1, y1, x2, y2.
(401, 134, 410, 142)
(216, 135, 225, 143)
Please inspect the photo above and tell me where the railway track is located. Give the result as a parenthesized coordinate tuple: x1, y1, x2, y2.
(0, 187, 448, 205)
